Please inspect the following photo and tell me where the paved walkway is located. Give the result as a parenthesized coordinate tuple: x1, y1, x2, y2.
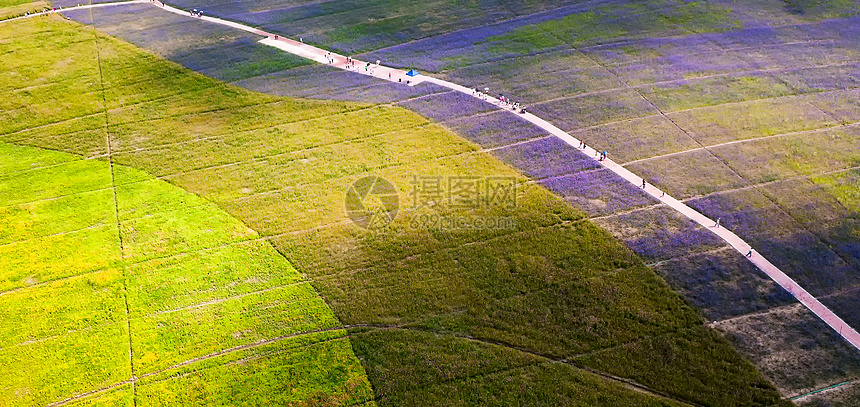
(8, 1, 860, 352)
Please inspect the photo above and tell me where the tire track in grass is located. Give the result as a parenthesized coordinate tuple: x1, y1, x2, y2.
(791, 379, 856, 402)
(90, 9, 139, 403)
(44, 327, 352, 407)
(124, 120, 434, 181)
(43, 318, 704, 407)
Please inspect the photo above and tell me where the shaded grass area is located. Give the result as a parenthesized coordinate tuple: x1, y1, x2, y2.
(352, 328, 687, 406)
(573, 325, 795, 407)
(0, 15, 788, 406)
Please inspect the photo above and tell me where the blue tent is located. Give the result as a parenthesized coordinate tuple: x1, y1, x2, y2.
(406, 69, 419, 77)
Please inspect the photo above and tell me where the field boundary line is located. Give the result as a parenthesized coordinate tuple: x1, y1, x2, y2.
(679, 164, 860, 203)
(135, 326, 349, 380)
(712, 284, 860, 327)
(0, 222, 107, 249)
(371, 324, 704, 407)
(621, 121, 860, 166)
(44, 380, 133, 407)
(90, 13, 139, 404)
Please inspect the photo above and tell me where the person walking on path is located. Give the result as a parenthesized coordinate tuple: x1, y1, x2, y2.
(747, 249, 754, 258)
(714, 218, 721, 228)
(641, 179, 646, 189)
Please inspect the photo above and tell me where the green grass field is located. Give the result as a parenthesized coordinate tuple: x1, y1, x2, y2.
(0, 13, 791, 406)
(0, 141, 374, 406)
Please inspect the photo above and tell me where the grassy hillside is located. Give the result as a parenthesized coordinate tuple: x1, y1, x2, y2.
(0, 14, 791, 406)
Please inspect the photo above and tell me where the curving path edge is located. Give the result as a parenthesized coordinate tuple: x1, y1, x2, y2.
(8, 1, 860, 352)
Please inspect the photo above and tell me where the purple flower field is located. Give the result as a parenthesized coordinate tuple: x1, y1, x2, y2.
(686, 189, 801, 238)
(582, 35, 722, 67)
(538, 168, 656, 217)
(611, 52, 753, 86)
(753, 230, 860, 298)
(772, 62, 860, 92)
(395, 91, 496, 121)
(529, 88, 660, 132)
(687, 190, 860, 297)
(491, 136, 600, 180)
(58, 8, 93, 24)
(357, 2, 607, 71)
(700, 25, 807, 49)
(443, 110, 548, 148)
(70, 4, 252, 59)
(795, 14, 860, 42)
(654, 249, 795, 320)
(594, 205, 726, 262)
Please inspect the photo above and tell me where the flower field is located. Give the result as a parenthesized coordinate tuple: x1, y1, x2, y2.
(0, 12, 795, 406)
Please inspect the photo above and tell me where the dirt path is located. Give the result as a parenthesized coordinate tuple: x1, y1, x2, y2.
(10, 0, 860, 353)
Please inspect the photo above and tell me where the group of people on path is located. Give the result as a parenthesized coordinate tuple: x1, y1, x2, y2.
(471, 88, 526, 114)
(499, 94, 523, 113)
